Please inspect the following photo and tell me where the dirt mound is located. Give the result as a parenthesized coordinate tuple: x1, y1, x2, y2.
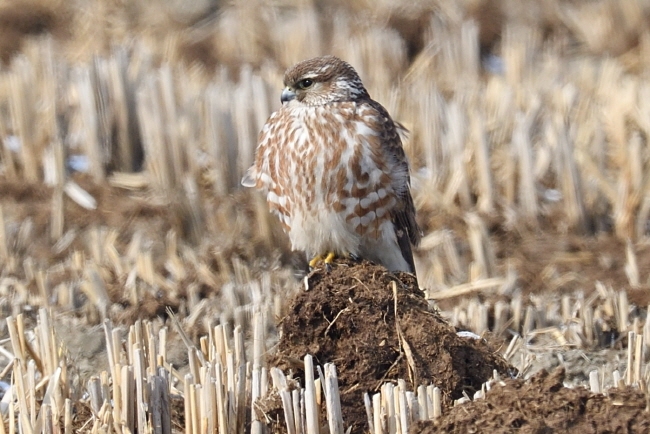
(269, 260, 514, 432)
(413, 367, 650, 433)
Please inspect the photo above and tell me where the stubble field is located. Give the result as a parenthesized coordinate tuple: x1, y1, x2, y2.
(2, 0, 650, 432)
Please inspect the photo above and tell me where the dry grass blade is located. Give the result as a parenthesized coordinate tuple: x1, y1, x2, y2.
(324, 364, 344, 434)
(304, 355, 320, 434)
(392, 281, 417, 385)
(428, 277, 505, 300)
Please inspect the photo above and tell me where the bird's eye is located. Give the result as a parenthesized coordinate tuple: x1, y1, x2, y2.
(297, 79, 313, 89)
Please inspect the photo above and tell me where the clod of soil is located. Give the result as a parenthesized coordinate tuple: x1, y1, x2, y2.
(412, 367, 650, 434)
(268, 260, 514, 433)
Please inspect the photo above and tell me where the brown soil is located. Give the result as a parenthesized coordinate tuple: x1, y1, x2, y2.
(492, 226, 650, 299)
(412, 367, 650, 434)
(267, 260, 514, 433)
(423, 210, 650, 308)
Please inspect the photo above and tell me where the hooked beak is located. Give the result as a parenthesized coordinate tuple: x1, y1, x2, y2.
(281, 87, 296, 104)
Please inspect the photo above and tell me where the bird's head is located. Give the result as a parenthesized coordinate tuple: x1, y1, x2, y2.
(281, 55, 369, 106)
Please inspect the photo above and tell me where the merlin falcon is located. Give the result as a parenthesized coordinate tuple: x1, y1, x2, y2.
(242, 55, 420, 272)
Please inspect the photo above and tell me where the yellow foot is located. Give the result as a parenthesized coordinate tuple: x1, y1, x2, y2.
(308, 252, 337, 270)
(308, 254, 323, 269)
(323, 252, 336, 265)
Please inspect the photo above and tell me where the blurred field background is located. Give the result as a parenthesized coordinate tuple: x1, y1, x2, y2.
(2, 0, 650, 431)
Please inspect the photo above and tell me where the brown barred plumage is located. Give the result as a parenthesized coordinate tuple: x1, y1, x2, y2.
(242, 56, 420, 272)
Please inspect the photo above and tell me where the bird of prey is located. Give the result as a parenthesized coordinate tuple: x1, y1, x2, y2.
(242, 55, 420, 273)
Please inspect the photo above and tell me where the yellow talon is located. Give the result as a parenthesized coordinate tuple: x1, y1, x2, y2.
(309, 254, 323, 269)
(309, 252, 337, 269)
(323, 252, 336, 264)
